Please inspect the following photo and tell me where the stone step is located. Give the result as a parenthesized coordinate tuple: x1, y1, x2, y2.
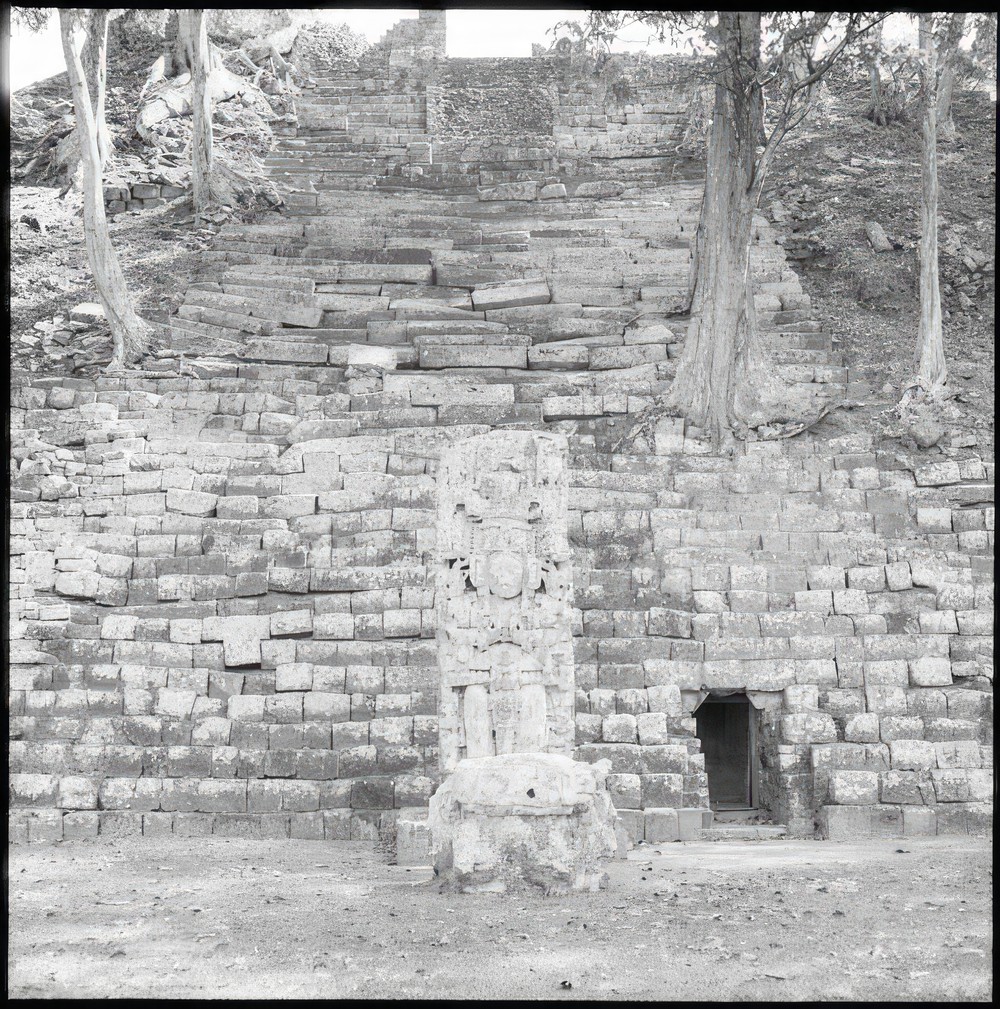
(699, 824, 789, 841)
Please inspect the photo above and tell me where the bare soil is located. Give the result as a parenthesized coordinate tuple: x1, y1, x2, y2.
(769, 87, 996, 452)
(7, 836, 991, 1001)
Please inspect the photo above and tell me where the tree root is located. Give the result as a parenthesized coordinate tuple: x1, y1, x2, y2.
(898, 375, 949, 414)
(615, 384, 839, 455)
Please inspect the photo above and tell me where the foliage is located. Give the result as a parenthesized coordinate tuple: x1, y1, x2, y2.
(10, 6, 50, 32)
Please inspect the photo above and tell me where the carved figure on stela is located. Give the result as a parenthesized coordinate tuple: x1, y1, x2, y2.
(435, 432, 575, 773)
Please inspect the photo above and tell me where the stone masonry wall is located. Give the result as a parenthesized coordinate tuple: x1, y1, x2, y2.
(9, 369, 993, 844)
(8, 13, 994, 845)
(430, 58, 561, 138)
(290, 40, 706, 192)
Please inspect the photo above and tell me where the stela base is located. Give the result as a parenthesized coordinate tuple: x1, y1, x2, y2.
(428, 753, 618, 895)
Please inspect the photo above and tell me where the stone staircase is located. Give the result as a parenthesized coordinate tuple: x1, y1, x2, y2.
(7, 41, 993, 846)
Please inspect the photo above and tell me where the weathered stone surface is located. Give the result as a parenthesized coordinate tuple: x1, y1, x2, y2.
(829, 770, 879, 805)
(471, 280, 550, 312)
(435, 431, 575, 772)
(425, 430, 618, 887)
(478, 181, 538, 201)
(395, 807, 431, 866)
(428, 753, 617, 893)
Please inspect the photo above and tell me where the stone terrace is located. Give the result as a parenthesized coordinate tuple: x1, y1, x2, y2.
(8, 15, 994, 846)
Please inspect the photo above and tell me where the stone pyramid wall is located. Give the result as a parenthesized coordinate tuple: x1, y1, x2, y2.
(9, 26, 993, 844)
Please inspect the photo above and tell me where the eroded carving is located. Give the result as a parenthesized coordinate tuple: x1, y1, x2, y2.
(435, 431, 575, 773)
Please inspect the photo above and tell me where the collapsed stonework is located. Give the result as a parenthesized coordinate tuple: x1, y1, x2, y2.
(9, 11, 993, 847)
(428, 431, 617, 891)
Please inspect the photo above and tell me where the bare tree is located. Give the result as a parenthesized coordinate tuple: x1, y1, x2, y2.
(13, 6, 114, 172)
(59, 8, 150, 370)
(935, 13, 967, 140)
(906, 14, 948, 402)
(87, 8, 113, 168)
(187, 10, 215, 223)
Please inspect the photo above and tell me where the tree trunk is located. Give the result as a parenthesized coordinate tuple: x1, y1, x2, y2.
(683, 193, 705, 315)
(914, 14, 947, 393)
(174, 9, 198, 74)
(937, 63, 957, 138)
(59, 9, 150, 372)
(937, 14, 966, 140)
(90, 9, 112, 168)
(668, 80, 756, 443)
(867, 22, 886, 125)
(667, 11, 783, 444)
(190, 9, 214, 223)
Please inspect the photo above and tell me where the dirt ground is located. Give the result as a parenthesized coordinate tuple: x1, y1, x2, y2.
(7, 835, 991, 1001)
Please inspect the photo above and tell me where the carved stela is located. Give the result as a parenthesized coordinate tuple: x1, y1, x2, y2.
(436, 431, 575, 773)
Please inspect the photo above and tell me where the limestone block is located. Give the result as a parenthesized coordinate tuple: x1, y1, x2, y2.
(901, 806, 937, 836)
(10, 773, 58, 806)
(57, 776, 99, 809)
(275, 663, 313, 692)
(575, 713, 603, 743)
(616, 809, 644, 844)
(574, 180, 624, 198)
(845, 713, 880, 743)
(880, 715, 925, 742)
(879, 769, 933, 805)
(636, 711, 669, 745)
(870, 805, 903, 837)
(527, 345, 590, 370)
(66, 301, 105, 327)
(781, 712, 837, 744)
(913, 462, 962, 486)
(643, 807, 679, 843)
(909, 657, 953, 687)
(395, 808, 431, 865)
(817, 804, 872, 840)
(165, 488, 218, 516)
(931, 769, 973, 802)
(607, 772, 641, 809)
(645, 684, 682, 716)
(889, 739, 938, 770)
(26, 810, 65, 843)
(228, 695, 265, 722)
(884, 562, 912, 591)
(539, 183, 567, 199)
(934, 740, 982, 769)
(602, 713, 637, 743)
(478, 181, 538, 201)
(203, 615, 270, 668)
(642, 773, 683, 808)
(471, 280, 550, 312)
(428, 753, 617, 894)
(829, 770, 879, 805)
(63, 811, 100, 839)
(54, 571, 101, 599)
(965, 769, 994, 801)
(676, 808, 703, 840)
(783, 684, 819, 712)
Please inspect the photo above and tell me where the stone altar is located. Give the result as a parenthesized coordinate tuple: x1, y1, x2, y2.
(428, 431, 618, 893)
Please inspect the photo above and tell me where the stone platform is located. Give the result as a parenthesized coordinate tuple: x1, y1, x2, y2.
(428, 753, 618, 893)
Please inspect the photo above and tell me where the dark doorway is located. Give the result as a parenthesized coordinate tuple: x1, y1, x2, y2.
(695, 693, 758, 810)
